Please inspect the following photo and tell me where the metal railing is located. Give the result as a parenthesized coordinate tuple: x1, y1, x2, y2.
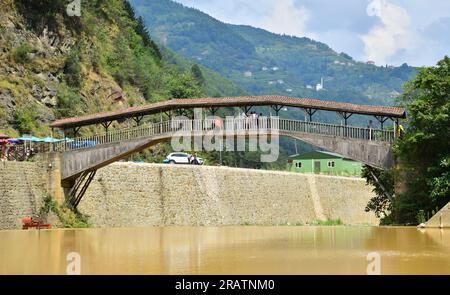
(51, 117, 394, 152)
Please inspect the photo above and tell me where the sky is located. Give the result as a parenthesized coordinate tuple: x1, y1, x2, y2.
(174, 0, 450, 66)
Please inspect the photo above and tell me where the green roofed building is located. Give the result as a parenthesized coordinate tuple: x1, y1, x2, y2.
(287, 151, 363, 177)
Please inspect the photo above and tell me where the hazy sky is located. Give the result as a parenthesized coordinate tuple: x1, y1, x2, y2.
(174, 0, 450, 66)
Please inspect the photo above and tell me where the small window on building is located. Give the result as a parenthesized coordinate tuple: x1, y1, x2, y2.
(295, 162, 302, 168)
(328, 161, 335, 168)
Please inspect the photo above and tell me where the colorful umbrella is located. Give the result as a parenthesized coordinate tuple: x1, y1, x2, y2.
(42, 137, 63, 143)
(17, 136, 45, 142)
(7, 139, 21, 144)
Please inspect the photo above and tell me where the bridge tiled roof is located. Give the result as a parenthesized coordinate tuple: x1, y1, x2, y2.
(51, 95, 406, 129)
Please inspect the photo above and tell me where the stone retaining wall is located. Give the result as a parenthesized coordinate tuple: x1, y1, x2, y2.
(0, 161, 47, 229)
(78, 163, 379, 227)
(0, 162, 379, 229)
(426, 202, 450, 228)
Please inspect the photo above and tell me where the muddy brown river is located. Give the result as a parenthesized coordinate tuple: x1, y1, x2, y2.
(0, 226, 449, 275)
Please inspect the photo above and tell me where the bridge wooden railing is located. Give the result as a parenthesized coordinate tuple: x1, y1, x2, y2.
(51, 117, 395, 152)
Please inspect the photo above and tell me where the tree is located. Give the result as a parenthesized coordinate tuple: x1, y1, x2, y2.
(64, 51, 83, 88)
(15, 105, 37, 133)
(362, 166, 394, 221)
(135, 16, 162, 60)
(123, 1, 161, 60)
(394, 56, 450, 223)
(191, 64, 205, 86)
(123, 0, 136, 19)
(364, 56, 450, 225)
(168, 74, 204, 99)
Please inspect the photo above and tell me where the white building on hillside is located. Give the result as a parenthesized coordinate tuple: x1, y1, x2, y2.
(316, 77, 324, 91)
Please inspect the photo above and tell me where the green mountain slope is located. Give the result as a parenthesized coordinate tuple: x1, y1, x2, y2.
(162, 48, 247, 97)
(0, 0, 243, 137)
(130, 0, 417, 106)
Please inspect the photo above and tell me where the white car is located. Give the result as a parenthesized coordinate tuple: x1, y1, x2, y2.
(164, 153, 204, 165)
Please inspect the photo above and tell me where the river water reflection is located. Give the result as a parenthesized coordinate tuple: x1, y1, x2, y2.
(0, 226, 449, 275)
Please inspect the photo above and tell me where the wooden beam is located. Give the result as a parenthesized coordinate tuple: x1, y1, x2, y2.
(175, 109, 188, 117)
(304, 108, 318, 121)
(132, 116, 144, 126)
(101, 121, 113, 133)
(73, 126, 81, 137)
(374, 115, 389, 130)
(338, 111, 353, 126)
(271, 105, 284, 116)
(209, 107, 218, 116)
(241, 106, 253, 115)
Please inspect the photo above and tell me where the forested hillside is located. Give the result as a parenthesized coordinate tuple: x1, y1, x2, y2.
(0, 0, 275, 168)
(0, 0, 243, 138)
(130, 0, 418, 107)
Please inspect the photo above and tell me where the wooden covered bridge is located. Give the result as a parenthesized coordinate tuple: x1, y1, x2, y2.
(48, 95, 406, 208)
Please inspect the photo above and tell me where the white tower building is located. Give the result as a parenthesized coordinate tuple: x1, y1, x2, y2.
(316, 77, 324, 91)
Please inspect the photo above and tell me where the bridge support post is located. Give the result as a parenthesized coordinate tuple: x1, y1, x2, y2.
(101, 121, 113, 133)
(338, 111, 353, 126)
(209, 107, 218, 116)
(34, 152, 65, 204)
(73, 127, 81, 138)
(271, 105, 284, 116)
(338, 112, 353, 138)
(303, 108, 317, 122)
(241, 106, 253, 115)
(375, 116, 389, 130)
(132, 116, 144, 126)
(66, 170, 97, 209)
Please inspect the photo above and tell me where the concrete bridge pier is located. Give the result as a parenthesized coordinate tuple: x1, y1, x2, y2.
(34, 153, 96, 208)
(34, 152, 65, 204)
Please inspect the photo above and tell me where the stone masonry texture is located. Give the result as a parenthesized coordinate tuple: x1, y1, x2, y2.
(1, 162, 380, 229)
(0, 162, 47, 229)
(78, 163, 379, 227)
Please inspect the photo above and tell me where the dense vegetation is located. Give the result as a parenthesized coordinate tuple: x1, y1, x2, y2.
(162, 48, 246, 97)
(0, 0, 244, 136)
(0, 0, 288, 169)
(130, 0, 417, 112)
(364, 57, 450, 225)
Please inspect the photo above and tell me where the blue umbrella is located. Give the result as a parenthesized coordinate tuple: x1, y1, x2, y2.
(7, 139, 21, 144)
(17, 136, 44, 142)
(42, 137, 63, 143)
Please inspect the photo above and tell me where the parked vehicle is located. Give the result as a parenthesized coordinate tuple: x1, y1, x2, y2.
(191, 156, 204, 165)
(164, 153, 204, 165)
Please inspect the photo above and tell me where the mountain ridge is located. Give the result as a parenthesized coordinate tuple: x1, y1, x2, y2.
(130, 0, 418, 108)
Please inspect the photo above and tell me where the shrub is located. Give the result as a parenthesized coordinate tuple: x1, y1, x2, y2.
(416, 210, 426, 224)
(12, 42, 32, 64)
(40, 195, 90, 228)
(15, 105, 37, 133)
(311, 219, 343, 226)
(64, 53, 83, 88)
(55, 83, 83, 118)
